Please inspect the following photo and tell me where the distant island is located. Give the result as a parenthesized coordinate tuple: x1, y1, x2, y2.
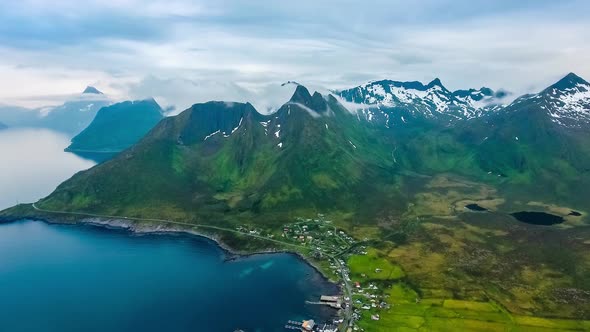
(66, 99, 163, 155)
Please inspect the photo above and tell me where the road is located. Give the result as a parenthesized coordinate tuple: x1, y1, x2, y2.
(31, 203, 307, 249)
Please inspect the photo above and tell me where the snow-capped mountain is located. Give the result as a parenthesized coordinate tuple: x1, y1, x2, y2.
(337, 79, 509, 127)
(0, 86, 110, 136)
(506, 73, 590, 127)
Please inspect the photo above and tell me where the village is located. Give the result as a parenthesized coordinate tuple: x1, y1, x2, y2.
(234, 214, 393, 332)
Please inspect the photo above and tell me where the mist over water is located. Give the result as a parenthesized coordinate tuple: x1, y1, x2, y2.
(0, 128, 95, 210)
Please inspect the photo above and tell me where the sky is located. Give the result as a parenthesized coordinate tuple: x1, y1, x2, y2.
(0, 0, 589, 112)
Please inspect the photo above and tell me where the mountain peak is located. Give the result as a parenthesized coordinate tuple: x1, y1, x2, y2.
(290, 85, 313, 104)
(547, 72, 588, 92)
(82, 86, 103, 95)
(428, 78, 443, 87)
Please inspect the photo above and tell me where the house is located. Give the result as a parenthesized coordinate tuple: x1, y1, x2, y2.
(302, 319, 315, 331)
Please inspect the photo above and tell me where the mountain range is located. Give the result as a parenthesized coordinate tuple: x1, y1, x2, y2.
(0, 86, 110, 136)
(336, 73, 590, 206)
(337, 78, 509, 127)
(27, 73, 590, 221)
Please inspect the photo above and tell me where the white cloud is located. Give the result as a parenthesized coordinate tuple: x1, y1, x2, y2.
(126, 76, 300, 115)
(0, 0, 588, 109)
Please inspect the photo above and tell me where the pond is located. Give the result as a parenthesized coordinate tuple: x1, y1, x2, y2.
(510, 211, 565, 226)
(465, 203, 488, 212)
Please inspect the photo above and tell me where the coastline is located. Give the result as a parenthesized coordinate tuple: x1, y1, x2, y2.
(64, 147, 123, 153)
(0, 214, 341, 290)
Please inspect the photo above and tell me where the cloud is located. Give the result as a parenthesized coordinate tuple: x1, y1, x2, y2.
(126, 76, 300, 115)
(0, 0, 588, 109)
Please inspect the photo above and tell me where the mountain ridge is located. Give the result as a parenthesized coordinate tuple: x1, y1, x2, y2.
(66, 98, 164, 153)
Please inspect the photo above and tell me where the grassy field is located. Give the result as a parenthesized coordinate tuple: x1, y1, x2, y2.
(357, 282, 590, 331)
(348, 248, 405, 281)
(340, 174, 590, 330)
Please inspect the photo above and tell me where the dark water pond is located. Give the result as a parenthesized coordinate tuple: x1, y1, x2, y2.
(465, 203, 487, 212)
(569, 211, 582, 216)
(511, 211, 565, 226)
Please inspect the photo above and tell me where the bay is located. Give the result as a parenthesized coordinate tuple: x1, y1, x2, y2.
(0, 220, 338, 332)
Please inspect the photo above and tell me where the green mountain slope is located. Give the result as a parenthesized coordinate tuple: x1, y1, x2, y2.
(32, 75, 590, 219)
(66, 99, 164, 153)
(340, 73, 590, 209)
(40, 86, 402, 223)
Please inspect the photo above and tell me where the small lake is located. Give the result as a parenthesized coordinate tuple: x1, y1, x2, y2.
(0, 220, 338, 332)
(510, 211, 565, 226)
(465, 203, 487, 212)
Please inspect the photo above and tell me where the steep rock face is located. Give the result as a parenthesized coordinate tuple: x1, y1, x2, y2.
(67, 99, 164, 152)
(176, 101, 263, 145)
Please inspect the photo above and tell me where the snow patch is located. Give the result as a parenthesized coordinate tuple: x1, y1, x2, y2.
(230, 117, 243, 134)
(203, 130, 220, 141)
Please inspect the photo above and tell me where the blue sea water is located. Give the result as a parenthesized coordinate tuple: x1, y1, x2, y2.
(0, 220, 338, 332)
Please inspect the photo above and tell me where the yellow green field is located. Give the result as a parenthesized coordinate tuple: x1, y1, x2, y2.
(358, 283, 590, 331)
(348, 248, 405, 280)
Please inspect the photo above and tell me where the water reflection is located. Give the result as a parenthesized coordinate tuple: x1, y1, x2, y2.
(0, 128, 95, 210)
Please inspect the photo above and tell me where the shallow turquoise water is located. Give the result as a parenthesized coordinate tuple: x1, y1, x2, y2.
(0, 220, 338, 332)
